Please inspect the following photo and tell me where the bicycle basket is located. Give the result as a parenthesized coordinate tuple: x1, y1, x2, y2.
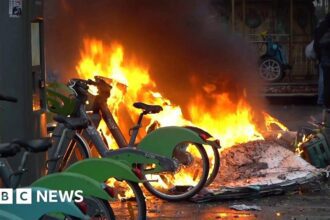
(46, 82, 77, 116)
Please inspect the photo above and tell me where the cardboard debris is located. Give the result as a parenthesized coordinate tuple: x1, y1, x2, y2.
(191, 140, 323, 202)
(229, 204, 262, 211)
(214, 140, 317, 187)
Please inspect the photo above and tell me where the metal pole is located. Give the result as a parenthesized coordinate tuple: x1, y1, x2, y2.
(0, 0, 45, 185)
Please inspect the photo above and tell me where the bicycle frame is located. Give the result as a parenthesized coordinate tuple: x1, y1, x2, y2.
(48, 122, 151, 186)
(0, 151, 30, 188)
(78, 105, 178, 173)
(90, 97, 220, 155)
(47, 79, 218, 174)
(89, 101, 132, 148)
(46, 112, 167, 180)
(50, 113, 177, 175)
(47, 123, 91, 173)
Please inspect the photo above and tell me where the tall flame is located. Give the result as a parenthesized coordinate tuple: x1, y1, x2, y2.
(188, 94, 263, 149)
(75, 38, 290, 191)
(76, 38, 287, 150)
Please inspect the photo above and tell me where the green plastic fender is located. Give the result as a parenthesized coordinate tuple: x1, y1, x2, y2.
(0, 187, 89, 220)
(0, 210, 23, 220)
(138, 126, 206, 158)
(65, 158, 141, 182)
(31, 172, 111, 201)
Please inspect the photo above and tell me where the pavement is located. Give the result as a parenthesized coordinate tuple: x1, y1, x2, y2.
(264, 97, 323, 131)
(145, 184, 330, 219)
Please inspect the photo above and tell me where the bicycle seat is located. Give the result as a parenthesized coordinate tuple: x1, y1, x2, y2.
(53, 115, 89, 130)
(0, 143, 20, 157)
(133, 102, 163, 114)
(13, 138, 52, 153)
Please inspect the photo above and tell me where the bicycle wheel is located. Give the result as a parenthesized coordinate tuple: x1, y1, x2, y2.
(107, 179, 146, 220)
(204, 145, 220, 187)
(259, 57, 284, 82)
(84, 197, 115, 219)
(63, 197, 115, 220)
(143, 142, 209, 201)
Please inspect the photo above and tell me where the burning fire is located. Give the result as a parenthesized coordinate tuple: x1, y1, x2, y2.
(76, 38, 288, 189)
(76, 38, 286, 148)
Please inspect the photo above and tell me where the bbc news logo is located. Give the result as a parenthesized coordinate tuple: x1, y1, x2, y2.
(0, 189, 13, 204)
(0, 188, 83, 204)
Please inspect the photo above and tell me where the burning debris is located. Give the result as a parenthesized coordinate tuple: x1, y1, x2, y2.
(192, 140, 322, 202)
(229, 204, 262, 211)
(74, 39, 321, 199)
(214, 140, 317, 187)
(50, 26, 325, 203)
(75, 39, 285, 150)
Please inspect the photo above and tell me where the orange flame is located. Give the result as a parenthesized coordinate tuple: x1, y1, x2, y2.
(188, 93, 264, 149)
(76, 38, 288, 186)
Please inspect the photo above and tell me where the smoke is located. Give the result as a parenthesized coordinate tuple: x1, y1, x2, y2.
(45, 0, 264, 114)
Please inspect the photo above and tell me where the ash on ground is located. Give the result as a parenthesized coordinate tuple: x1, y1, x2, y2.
(211, 140, 319, 188)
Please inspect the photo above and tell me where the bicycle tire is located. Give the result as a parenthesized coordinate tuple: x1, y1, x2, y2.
(143, 142, 209, 201)
(63, 197, 115, 220)
(85, 197, 115, 219)
(204, 145, 220, 187)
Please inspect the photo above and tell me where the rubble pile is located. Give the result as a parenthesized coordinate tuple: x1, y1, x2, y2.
(191, 140, 323, 202)
(212, 140, 318, 188)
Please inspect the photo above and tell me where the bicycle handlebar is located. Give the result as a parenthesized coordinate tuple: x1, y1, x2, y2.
(0, 94, 18, 103)
(68, 77, 114, 101)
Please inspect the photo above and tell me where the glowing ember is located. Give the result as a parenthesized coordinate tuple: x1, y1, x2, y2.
(295, 134, 313, 155)
(263, 112, 289, 132)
